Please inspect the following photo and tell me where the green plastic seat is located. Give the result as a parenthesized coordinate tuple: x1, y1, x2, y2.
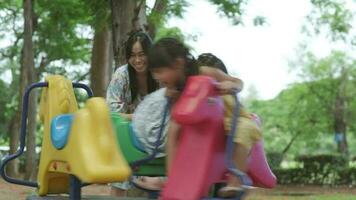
(111, 113, 166, 176)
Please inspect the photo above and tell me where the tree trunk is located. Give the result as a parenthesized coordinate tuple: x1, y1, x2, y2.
(7, 43, 22, 178)
(334, 96, 348, 155)
(25, 79, 37, 181)
(8, 113, 21, 177)
(110, 0, 147, 69)
(90, 24, 112, 97)
(334, 69, 348, 155)
(22, 0, 36, 180)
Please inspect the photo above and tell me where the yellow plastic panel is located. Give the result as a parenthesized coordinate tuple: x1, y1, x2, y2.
(37, 75, 131, 195)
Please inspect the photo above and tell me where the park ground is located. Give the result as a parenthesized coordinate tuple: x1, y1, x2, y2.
(0, 179, 355, 200)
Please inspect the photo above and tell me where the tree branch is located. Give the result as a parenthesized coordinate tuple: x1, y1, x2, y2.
(75, 72, 90, 82)
(36, 56, 51, 77)
(282, 130, 302, 154)
(0, 32, 23, 59)
(129, 0, 149, 33)
(152, 0, 166, 13)
(147, 0, 167, 38)
(306, 82, 333, 110)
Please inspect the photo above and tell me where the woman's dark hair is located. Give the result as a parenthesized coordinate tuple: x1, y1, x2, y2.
(148, 37, 198, 78)
(197, 53, 228, 74)
(125, 31, 158, 102)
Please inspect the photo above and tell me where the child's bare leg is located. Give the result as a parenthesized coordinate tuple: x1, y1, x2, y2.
(227, 143, 250, 186)
(219, 143, 250, 198)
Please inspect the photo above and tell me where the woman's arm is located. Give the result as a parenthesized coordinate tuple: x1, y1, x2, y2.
(106, 69, 129, 113)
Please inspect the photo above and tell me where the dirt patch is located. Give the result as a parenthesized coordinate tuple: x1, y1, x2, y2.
(0, 179, 34, 200)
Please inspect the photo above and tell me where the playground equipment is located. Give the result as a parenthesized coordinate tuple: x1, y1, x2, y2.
(0, 75, 131, 200)
(0, 75, 276, 200)
(112, 111, 167, 176)
(161, 76, 276, 200)
(111, 75, 276, 199)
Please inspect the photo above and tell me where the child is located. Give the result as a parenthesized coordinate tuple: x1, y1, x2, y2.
(148, 39, 262, 198)
(197, 53, 263, 197)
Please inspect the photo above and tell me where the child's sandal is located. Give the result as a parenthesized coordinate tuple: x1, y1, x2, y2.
(218, 186, 245, 198)
(131, 176, 166, 191)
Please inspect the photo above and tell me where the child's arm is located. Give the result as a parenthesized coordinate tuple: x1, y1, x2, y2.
(166, 119, 181, 174)
(199, 66, 243, 93)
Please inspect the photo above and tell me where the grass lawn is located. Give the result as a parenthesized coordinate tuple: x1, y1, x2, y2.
(247, 185, 356, 200)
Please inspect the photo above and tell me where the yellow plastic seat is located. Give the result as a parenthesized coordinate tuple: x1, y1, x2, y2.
(37, 75, 131, 195)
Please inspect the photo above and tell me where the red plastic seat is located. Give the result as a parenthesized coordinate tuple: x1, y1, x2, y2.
(161, 76, 276, 200)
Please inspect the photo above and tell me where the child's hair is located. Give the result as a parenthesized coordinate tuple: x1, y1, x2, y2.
(148, 37, 199, 77)
(198, 53, 245, 108)
(197, 53, 228, 74)
(125, 31, 158, 102)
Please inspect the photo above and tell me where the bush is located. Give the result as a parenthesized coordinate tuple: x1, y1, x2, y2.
(337, 168, 356, 185)
(297, 154, 348, 170)
(274, 154, 355, 186)
(267, 152, 284, 170)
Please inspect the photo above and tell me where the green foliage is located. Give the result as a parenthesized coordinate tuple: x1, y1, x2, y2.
(253, 16, 267, 26)
(299, 51, 354, 80)
(0, 0, 96, 147)
(208, 0, 246, 25)
(249, 49, 356, 159)
(274, 154, 355, 186)
(149, 0, 262, 44)
(208, 0, 265, 26)
(267, 152, 284, 170)
(304, 0, 355, 42)
(0, 80, 10, 137)
(0, 0, 94, 81)
(165, 0, 189, 18)
(148, 0, 189, 33)
(296, 50, 356, 135)
(249, 83, 326, 154)
(297, 154, 348, 170)
(154, 26, 185, 42)
(84, 0, 110, 31)
(0, 1, 22, 62)
(35, 0, 92, 66)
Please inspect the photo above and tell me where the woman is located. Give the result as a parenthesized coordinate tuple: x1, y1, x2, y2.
(106, 31, 159, 196)
(107, 31, 159, 120)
